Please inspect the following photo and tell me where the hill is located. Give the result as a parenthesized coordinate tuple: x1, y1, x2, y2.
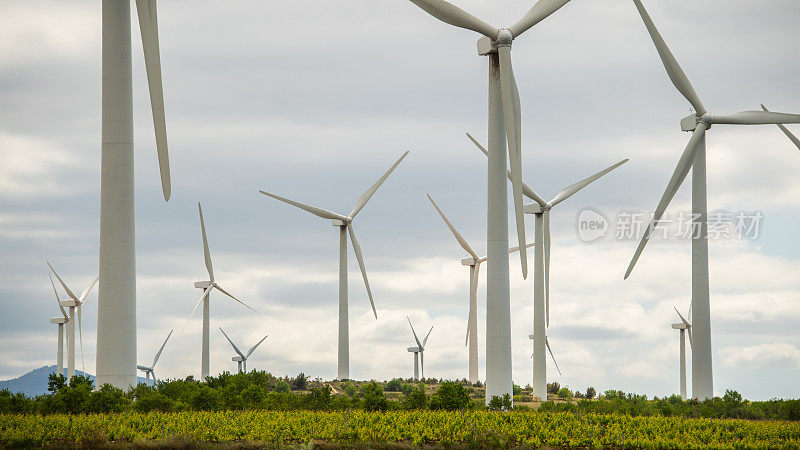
(0, 366, 148, 397)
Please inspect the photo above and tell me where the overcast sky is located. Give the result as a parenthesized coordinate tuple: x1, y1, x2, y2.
(1, 0, 799, 400)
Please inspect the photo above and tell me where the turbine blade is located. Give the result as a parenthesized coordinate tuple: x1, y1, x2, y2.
(349, 151, 409, 219)
(508, 242, 537, 255)
(625, 124, 707, 279)
(198, 203, 215, 282)
(712, 110, 800, 125)
(545, 337, 562, 376)
(214, 284, 258, 314)
(78, 276, 100, 303)
(259, 190, 347, 222)
(152, 330, 173, 368)
(687, 327, 694, 350)
(543, 210, 551, 327)
(180, 286, 212, 335)
(466, 132, 546, 206)
(549, 159, 629, 207)
(427, 194, 479, 261)
(406, 0, 499, 38)
(688, 299, 693, 324)
(762, 104, 800, 151)
(47, 262, 78, 302)
(407, 316, 423, 349)
(632, 0, 706, 115)
(78, 305, 85, 374)
(246, 334, 269, 358)
(347, 224, 377, 319)
(674, 306, 691, 328)
(135, 0, 171, 201)
(50, 274, 68, 319)
(422, 325, 434, 348)
(498, 46, 528, 279)
(420, 350, 425, 378)
(509, 0, 571, 37)
(219, 327, 245, 359)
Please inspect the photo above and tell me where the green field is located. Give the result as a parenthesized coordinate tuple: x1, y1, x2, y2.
(3, 410, 800, 448)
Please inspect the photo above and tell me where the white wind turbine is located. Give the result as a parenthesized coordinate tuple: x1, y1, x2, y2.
(94, 0, 172, 389)
(183, 203, 257, 380)
(48, 274, 68, 378)
(468, 133, 627, 400)
(427, 194, 534, 384)
(47, 263, 99, 380)
(404, 0, 574, 402)
(219, 328, 268, 374)
(406, 316, 434, 380)
(625, 0, 800, 400)
(762, 104, 800, 152)
(259, 151, 409, 380)
(137, 330, 172, 384)
(528, 333, 561, 397)
(671, 304, 693, 401)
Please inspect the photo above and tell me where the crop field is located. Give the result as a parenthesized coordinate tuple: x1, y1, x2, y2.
(2, 410, 800, 449)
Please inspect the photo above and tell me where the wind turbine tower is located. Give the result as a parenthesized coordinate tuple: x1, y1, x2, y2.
(407, 316, 433, 380)
(48, 274, 68, 377)
(672, 306, 692, 400)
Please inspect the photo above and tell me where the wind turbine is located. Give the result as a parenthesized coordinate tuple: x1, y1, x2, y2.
(95, 0, 172, 389)
(259, 151, 409, 380)
(137, 330, 172, 384)
(761, 105, 800, 151)
(625, 0, 800, 400)
(672, 305, 692, 400)
(48, 274, 68, 378)
(47, 262, 99, 380)
(407, 316, 433, 380)
(469, 133, 627, 400)
(426, 194, 534, 384)
(183, 203, 257, 380)
(219, 327, 268, 374)
(404, 0, 574, 402)
(528, 333, 561, 400)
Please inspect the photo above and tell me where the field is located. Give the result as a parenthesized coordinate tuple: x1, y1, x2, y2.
(3, 410, 800, 448)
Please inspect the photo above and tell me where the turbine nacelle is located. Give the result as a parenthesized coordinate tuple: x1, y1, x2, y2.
(460, 257, 479, 266)
(523, 202, 552, 215)
(407, 346, 421, 353)
(232, 355, 245, 362)
(331, 218, 353, 227)
(194, 281, 213, 289)
(671, 322, 689, 330)
(50, 317, 67, 324)
(58, 300, 78, 308)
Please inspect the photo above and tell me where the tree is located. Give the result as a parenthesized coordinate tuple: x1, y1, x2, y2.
(307, 385, 332, 410)
(488, 394, 512, 411)
(547, 382, 560, 395)
(275, 380, 290, 393)
(191, 386, 222, 411)
(87, 384, 130, 413)
(47, 373, 67, 394)
(557, 387, 572, 399)
(361, 381, 387, 411)
(429, 381, 471, 411)
(291, 373, 308, 391)
(402, 384, 428, 410)
(385, 378, 403, 392)
(586, 387, 596, 400)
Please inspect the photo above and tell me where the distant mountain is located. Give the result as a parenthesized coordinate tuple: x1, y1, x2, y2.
(0, 366, 149, 397)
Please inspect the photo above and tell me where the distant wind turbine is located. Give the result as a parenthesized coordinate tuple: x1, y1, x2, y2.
(407, 316, 433, 380)
(672, 305, 692, 400)
(48, 274, 68, 378)
(47, 263, 98, 380)
(137, 330, 172, 384)
(183, 203, 257, 380)
(219, 327, 268, 373)
(259, 151, 409, 380)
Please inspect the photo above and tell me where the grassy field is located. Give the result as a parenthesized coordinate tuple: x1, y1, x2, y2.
(3, 410, 800, 448)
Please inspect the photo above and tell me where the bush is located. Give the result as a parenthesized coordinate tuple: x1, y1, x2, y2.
(361, 381, 387, 412)
(547, 382, 560, 395)
(429, 381, 471, 411)
(191, 386, 222, 411)
(488, 394, 513, 411)
(343, 383, 358, 397)
(586, 387, 596, 400)
(513, 384, 522, 395)
(87, 384, 130, 413)
(385, 378, 403, 392)
(402, 384, 428, 410)
(306, 385, 332, 410)
(557, 387, 572, 399)
(275, 380, 290, 393)
(291, 373, 308, 391)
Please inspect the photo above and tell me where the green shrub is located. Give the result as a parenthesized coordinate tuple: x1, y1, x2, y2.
(361, 381, 387, 412)
(557, 387, 572, 399)
(402, 384, 428, 410)
(275, 380, 290, 393)
(429, 381, 471, 411)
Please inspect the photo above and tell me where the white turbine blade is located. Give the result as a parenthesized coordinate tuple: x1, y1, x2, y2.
(711, 110, 800, 126)
(197, 203, 215, 282)
(78, 276, 100, 303)
(420, 350, 425, 378)
(427, 194, 479, 261)
(246, 334, 269, 358)
(219, 327, 245, 359)
(625, 125, 707, 279)
(549, 159, 629, 207)
(180, 286, 213, 335)
(687, 327, 694, 350)
(258, 190, 347, 222)
(406, 0, 499, 38)
(347, 224, 377, 319)
(509, 0, 571, 37)
(632, 0, 706, 115)
(151, 330, 173, 368)
(50, 274, 68, 319)
(498, 46, 528, 279)
(214, 284, 259, 314)
(545, 337, 562, 376)
(466, 132, 546, 206)
(674, 306, 691, 328)
(688, 299, 693, 324)
(543, 210, 551, 327)
(78, 305, 85, 373)
(762, 104, 800, 151)
(422, 325, 434, 348)
(349, 151, 410, 219)
(135, 0, 171, 201)
(465, 263, 479, 347)
(407, 316, 423, 349)
(478, 242, 535, 263)
(47, 262, 78, 302)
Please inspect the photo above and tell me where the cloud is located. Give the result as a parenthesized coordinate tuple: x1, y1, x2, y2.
(721, 344, 800, 370)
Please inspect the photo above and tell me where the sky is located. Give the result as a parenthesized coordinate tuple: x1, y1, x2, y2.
(1, 0, 799, 401)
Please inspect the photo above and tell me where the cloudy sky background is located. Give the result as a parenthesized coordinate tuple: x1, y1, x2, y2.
(1, 0, 799, 400)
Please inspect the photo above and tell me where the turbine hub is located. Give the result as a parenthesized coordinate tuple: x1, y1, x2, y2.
(495, 29, 513, 46)
(699, 113, 714, 127)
